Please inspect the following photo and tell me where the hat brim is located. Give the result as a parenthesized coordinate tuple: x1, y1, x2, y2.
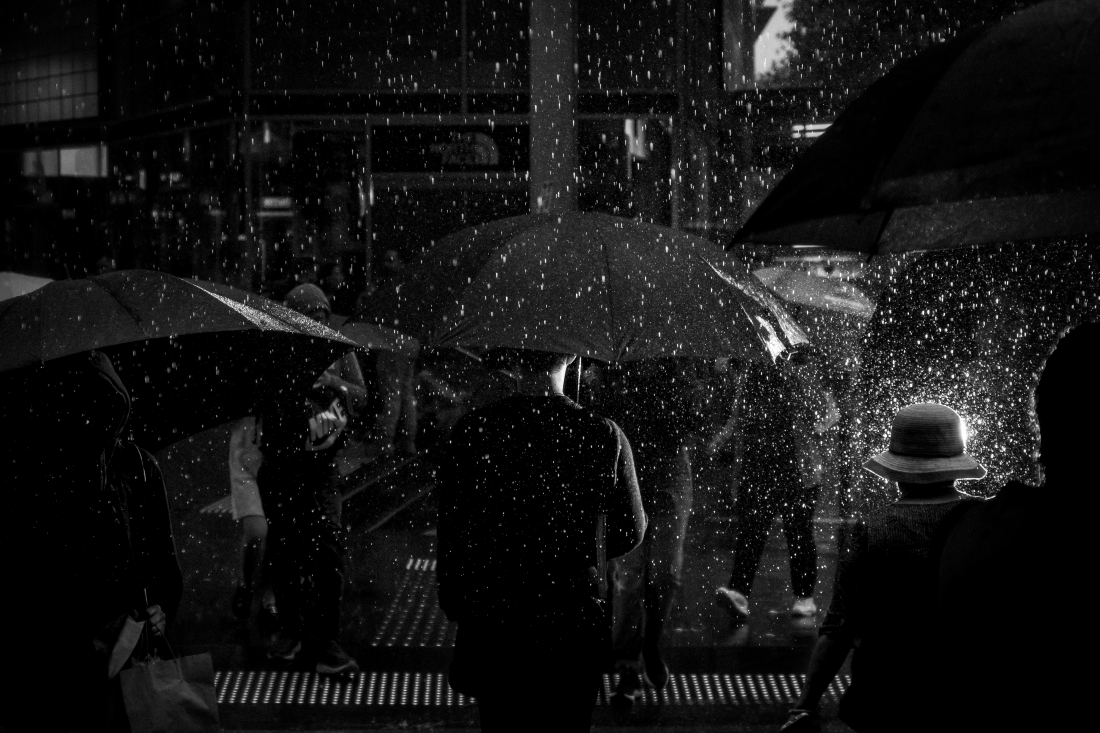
(863, 450, 987, 484)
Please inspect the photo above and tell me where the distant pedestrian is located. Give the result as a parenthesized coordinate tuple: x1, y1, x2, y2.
(227, 415, 277, 629)
(437, 348, 646, 733)
(935, 322, 1096, 732)
(715, 357, 834, 623)
(259, 284, 366, 675)
(783, 402, 985, 733)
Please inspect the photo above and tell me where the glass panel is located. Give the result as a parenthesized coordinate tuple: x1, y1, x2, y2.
(467, 0, 529, 89)
(578, 0, 677, 90)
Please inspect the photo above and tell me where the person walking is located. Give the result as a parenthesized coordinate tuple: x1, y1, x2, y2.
(715, 358, 832, 623)
(595, 358, 709, 708)
(259, 284, 366, 675)
(437, 348, 647, 732)
(782, 402, 985, 733)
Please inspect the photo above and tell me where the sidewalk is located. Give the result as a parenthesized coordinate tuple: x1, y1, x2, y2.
(160, 430, 851, 731)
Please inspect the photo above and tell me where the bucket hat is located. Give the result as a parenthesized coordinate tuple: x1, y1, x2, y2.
(863, 403, 987, 483)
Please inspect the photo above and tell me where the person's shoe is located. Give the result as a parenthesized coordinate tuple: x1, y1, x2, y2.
(715, 587, 750, 622)
(791, 597, 818, 617)
(231, 585, 252, 619)
(641, 641, 669, 690)
(267, 634, 302, 662)
(610, 668, 644, 712)
(315, 640, 359, 676)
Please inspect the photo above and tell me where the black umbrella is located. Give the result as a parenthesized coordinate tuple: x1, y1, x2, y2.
(730, 0, 1100, 254)
(0, 270, 356, 450)
(358, 212, 809, 363)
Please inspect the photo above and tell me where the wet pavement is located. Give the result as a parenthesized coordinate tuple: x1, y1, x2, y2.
(160, 426, 853, 730)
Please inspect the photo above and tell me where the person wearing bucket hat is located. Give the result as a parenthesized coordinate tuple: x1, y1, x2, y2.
(782, 401, 984, 733)
(862, 402, 987, 486)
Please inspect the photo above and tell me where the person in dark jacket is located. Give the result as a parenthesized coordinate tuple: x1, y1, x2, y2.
(2, 350, 182, 732)
(437, 348, 646, 733)
(595, 357, 709, 707)
(935, 321, 1095, 732)
(259, 284, 365, 675)
(783, 402, 985, 733)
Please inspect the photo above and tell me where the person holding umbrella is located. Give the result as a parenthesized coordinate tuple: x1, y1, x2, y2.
(437, 347, 647, 732)
(258, 284, 367, 675)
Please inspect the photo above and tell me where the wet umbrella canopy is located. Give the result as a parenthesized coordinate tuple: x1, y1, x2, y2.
(730, 0, 1100, 254)
(360, 212, 807, 363)
(0, 270, 356, 450)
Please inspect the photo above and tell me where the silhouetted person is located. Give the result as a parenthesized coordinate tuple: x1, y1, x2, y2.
(438, 348, 646, 732)
(935, 322, 1096, 732)
(1, 351, 181, 732)
(595, 357, 709, 707)
(716, 358, 832, 623)
(784, 402, 985, 733)
(259, 284, 366, 675)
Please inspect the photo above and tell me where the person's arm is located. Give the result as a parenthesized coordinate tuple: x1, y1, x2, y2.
(794, 634, 851, 711)
(314, 352, 369, 415)
(705, 365, 745, 454)
(788, 521, 864, 716)
(603, 424, 647, 559)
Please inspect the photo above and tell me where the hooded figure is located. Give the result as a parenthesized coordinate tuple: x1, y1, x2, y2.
(1, 350, 181, 732)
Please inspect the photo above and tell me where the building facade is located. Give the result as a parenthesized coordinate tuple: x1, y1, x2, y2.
(1, 0, 829, 304)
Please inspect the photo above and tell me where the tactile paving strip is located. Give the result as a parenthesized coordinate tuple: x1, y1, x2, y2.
(214, 671, 850, 708)
(371, 557, 455, 648)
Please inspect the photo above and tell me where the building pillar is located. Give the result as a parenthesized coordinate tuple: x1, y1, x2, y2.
(529, 0, 577, 213)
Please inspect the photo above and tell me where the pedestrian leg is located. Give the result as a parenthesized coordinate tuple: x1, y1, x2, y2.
(781, 483, 820, 609)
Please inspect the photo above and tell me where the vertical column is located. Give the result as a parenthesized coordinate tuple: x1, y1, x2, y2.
(529, 0, 577, 213)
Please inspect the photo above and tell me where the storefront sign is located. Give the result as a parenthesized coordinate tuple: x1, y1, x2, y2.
(371, 125, 528, 172)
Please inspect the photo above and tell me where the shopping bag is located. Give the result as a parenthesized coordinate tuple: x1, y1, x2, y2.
(120, 648, 220, 732)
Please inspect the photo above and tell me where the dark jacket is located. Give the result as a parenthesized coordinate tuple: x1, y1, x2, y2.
(2, 351, 181, 731)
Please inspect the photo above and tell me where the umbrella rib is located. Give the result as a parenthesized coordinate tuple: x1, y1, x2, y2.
(87, 277, 147, 339)
(595, 221, 618, 355)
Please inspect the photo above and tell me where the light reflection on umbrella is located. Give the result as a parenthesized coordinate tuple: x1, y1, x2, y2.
(0, 271, 52, 301)
(754, 266, 875, 318)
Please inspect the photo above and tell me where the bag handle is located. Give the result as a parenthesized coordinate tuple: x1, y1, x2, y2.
(134, 618, 185, 680)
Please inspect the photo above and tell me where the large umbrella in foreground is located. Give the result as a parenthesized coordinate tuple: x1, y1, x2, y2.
(359, 212, 807, 363)
(0, 270, 356, 450)
(730, 0, 1100, 254)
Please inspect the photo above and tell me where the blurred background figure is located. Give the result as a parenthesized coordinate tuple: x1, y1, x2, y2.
(318, 261, 353, 319)
(227, 414, 277, 631)
(594, 357, 712, 708)
(714, 353, 837, 624)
